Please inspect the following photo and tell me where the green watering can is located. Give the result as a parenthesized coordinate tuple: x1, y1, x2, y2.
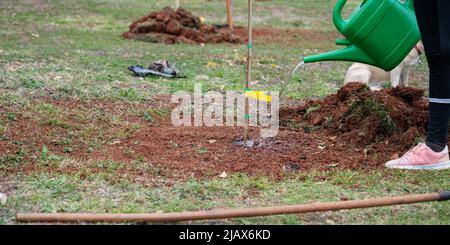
(303, 0, 420, 71)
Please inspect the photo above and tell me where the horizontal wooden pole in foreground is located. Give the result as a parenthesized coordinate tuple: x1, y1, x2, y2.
(16, 192, 450, 223)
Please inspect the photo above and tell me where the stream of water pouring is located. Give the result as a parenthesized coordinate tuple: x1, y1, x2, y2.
(280, 59, 305, 97)
(290, 60, 305, 77)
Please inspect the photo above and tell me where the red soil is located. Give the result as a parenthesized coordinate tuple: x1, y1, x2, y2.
(81, 85, 435, 180)
(1, 85, 439, 181)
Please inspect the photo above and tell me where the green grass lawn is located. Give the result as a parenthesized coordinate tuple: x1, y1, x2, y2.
(0, 0, 448, 224)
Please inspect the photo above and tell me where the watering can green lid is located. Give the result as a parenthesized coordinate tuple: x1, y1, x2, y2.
(303, 0, 421, 71)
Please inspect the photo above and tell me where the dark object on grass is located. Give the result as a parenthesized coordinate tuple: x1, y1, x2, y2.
(128, 60, 185, 78)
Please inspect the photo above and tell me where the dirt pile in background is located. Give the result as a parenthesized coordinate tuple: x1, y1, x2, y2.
(281, 83, 430, 151)
(122, 7, 243, 44)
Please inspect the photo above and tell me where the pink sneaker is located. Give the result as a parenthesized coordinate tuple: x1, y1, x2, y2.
(385, 143, 450, 170)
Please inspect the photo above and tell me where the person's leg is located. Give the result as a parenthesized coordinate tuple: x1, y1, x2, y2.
(438, 0, 450, 60)
(385, 0, 450, 170)
(415, 0, 450, 152)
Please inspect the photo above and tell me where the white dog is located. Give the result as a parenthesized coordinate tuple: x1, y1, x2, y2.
(344, 42, 424, 90)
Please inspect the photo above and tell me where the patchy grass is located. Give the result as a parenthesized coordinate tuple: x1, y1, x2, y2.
(1, 169, 449, 225)
(0, 0, 443, 225)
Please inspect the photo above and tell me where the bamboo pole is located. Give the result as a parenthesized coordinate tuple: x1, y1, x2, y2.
(16, 192, 450, 223)
(226, 0, 233, 30)
(243, 0, 253, 145)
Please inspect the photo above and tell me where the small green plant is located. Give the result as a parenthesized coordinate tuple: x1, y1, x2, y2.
(38, 144, 64, 167)
(63, 147, 73, 153)
(198, 147, 208, 154)
(143, 111, 153, 124)
(6, 112, 17, 121)
(21, 78, 44, 89)
(40, 144, 49, 160)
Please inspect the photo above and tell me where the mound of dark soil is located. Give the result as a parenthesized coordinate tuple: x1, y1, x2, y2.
(281, 83, 430, 151)
(122, 7, 244, 44)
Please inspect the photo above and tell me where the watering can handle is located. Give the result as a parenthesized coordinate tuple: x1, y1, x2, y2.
(333, 0, 348, 32)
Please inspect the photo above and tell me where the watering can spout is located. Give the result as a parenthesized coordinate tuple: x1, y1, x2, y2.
(303, 45, 376, 66)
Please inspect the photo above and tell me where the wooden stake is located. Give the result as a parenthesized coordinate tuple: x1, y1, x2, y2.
(174, 0, 180, 9)
(226, 0, 233, 30)
(244, 0, 253, 145)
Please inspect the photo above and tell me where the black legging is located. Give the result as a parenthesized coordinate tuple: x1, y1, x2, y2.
(414, 0, 450, 150)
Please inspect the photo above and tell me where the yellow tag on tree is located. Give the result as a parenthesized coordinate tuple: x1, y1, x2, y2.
(245, 91, 272, 102)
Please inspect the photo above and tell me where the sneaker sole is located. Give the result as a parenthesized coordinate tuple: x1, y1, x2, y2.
(386, 161, 450, 170)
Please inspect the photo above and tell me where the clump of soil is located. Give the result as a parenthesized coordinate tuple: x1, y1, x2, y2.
(122, 7, 243, 44)
(281, 82, 429, 151)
